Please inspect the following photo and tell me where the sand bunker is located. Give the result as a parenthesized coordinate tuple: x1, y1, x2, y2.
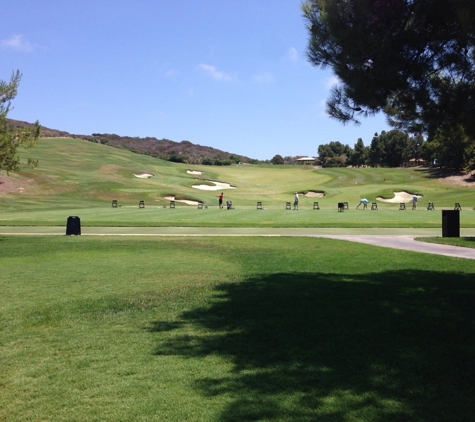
(134, 173, 154, 178)
(377, 191, 422, 203)
(187, 170, 203, 175)
(164, 195, 201, 205)
(305, 191, 324, 198)
(192, 181, 236, 191)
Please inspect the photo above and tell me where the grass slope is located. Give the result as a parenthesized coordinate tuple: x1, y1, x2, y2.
(0, 137, 474, 227)
(1, 236, 475, 421)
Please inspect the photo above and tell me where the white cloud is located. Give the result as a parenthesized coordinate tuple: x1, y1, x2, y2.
(1, 34, 34, 52)
(165, 69, 178, 77)
(325, 76, 340, 89)
(286, 47, 298, 62)
(251, 71, 275, 84)
(196, 63, 233, 81)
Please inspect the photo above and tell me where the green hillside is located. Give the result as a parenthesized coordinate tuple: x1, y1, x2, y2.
(1, 137, 474, 227)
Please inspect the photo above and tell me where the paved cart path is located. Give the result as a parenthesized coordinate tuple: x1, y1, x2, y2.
(316, 234, 475, 260)
(1, 227, 475, 260)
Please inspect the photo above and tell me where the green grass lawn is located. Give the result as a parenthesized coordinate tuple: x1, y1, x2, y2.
(2, 138, 475, 421)
(2, 236, 475, 421)
(1, 137, 474, 228)
(3, 206, 475, 228)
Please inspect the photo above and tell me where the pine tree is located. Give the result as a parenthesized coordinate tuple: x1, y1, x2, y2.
(302, 0, 475, 169)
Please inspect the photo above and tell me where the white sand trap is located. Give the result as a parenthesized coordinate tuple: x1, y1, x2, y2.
(192, 181, 236, 191)
(187, 170, 203, 175)
(134, 173, 154, 178)
(305, 191, 324, 198)
(377, 191, 422, 203)
(164, 195, 201, 205)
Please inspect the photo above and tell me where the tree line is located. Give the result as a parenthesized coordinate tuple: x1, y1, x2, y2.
(271, 127, 472, 169)
(318, 129, 474, 170)
(318, 130, 424, 168)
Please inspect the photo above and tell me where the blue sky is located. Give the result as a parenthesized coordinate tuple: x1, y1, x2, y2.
(2, 0, 391, 160)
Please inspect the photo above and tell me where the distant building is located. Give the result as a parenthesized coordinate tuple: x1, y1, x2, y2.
(296, 156, 316, 165)
(406, 158, 428, 167)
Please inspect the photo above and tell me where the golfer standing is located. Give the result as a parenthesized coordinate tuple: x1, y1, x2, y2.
(294, 192, 299, 210)
(218, 192, 224, 209)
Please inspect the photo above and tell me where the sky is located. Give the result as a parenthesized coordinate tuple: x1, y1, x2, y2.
(1, 0, 391, 160)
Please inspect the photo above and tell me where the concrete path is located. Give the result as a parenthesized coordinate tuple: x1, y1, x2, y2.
(316, 234, 475, 260)
(1, 227, 475, 260)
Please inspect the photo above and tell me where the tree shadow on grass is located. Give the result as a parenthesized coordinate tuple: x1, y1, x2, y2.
(149, 270, 475, 421)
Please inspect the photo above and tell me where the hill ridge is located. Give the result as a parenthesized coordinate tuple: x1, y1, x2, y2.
(6, 118, 258, 165)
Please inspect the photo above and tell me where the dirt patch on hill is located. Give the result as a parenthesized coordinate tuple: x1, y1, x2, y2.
(438, 170, 475, 187)
(0, 175, 35, 194)
(0, 176, 20, 193)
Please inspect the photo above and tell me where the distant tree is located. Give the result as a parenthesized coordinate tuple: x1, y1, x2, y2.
(168, 151, 186, 163)
(1, 71, 40, 172)
(271, 154, 285, 165)
(317, 141, 350, 167)
(382, 129, 410, 167)
(407, 133, 425, 165)
(420, 140, 438, 167)
(348, 138, 369, 167)
(201, 158, 213, 165)
(368, 132, 384, 167)
(329, 141, 350, 156)
(368, 130, 410, 167)
(332, 155, 346, 167)
(317, 144, 334, 166)
(422, 125, 474, 169)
